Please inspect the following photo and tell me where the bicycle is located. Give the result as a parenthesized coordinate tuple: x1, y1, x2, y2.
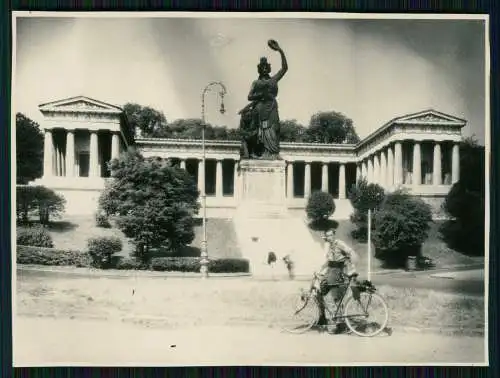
(279, 272, 390, 337)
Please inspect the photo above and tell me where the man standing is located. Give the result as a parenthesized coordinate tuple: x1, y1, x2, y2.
(317, 228, 358, 333)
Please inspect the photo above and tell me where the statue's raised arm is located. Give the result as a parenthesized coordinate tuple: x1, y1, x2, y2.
(268, 39, 288, 82)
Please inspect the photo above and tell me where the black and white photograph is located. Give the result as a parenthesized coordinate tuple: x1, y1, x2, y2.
(12, 12, 489, 366)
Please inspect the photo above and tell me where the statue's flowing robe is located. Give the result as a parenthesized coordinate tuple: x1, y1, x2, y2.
(247, 77, 281, 157)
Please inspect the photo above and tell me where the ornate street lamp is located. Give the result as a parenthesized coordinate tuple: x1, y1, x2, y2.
(200, 81, 227, 278)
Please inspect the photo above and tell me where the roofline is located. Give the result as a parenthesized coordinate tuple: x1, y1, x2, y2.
(38, 95, 124, 112)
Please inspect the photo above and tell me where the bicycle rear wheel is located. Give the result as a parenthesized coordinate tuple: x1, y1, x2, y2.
(344, 292, 389, 337)
(278, 291, 320, 334)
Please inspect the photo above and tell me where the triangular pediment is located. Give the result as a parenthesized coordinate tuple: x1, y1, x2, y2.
(394, 109, 466, 125)
(39, 96, 122, 113)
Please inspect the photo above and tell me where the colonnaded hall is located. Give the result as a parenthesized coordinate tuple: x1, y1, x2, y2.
(31, 95, 464, 220)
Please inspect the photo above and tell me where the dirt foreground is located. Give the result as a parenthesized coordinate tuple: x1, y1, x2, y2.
(14, 316, 486, 366)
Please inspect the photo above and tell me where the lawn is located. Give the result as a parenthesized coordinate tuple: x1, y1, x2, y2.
(38, 215, 241, 259)
(308, 220, 484, 273)
(16, 270, 485, 337)
(19, 214, 483, 272)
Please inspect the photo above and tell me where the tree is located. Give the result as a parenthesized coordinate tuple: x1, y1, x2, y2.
(16, 185, 66, 225)
(373, 190, 433, 267)
(280, 119, 308, 142)
(305, 111, 360, 144)
(306, 191, 336, 226)
(16, 113, 44, 184)
(440, 137, 485, 255)
(99, 150, 200, 262)
(123, 103, 169, 138)
(348, 178, 385, 241)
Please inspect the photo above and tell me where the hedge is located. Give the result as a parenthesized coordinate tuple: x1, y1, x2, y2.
(17, 246, 250, 274)
(17, 245, 89, 267)
(150, 257, 250, 273)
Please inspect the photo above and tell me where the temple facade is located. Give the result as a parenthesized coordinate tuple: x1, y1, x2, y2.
(31, 96, 465, 217)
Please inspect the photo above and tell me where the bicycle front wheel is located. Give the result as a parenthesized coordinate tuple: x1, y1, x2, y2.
(344, 292, 389, 337)
(278, 292, 320, 334)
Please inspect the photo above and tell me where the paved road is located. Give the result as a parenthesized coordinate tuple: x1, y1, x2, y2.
(17, 267, 485, 296)
(14, 316, 486, 366)
(371, 271, 484, 296)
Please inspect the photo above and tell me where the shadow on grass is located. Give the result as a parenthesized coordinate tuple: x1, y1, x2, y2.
(48, 221, 79, 233)
(308, 219, 339, 232)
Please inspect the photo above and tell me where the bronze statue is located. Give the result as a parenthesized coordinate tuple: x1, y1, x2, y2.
(239, 39, 288, 160)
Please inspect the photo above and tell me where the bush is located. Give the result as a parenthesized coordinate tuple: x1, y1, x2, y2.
(150, 257, 250, 273)
(348, 179, 385, 242)
(17, 226, 54, 248)
(87, 236, 123, 269)
(372, 190, 433, 267)
(306, 191, 335, 225)
(17, 245, 89, 267)
(95, 212, 111, 228)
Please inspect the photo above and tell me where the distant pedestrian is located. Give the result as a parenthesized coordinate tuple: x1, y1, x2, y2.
(282, 254, 295, 280)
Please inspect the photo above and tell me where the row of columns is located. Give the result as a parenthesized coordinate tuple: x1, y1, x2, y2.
(191, 158, 238, 198)
(286, 161, 347, 199)
(43, 129, 121, 178)
(357, 141, 460, 187)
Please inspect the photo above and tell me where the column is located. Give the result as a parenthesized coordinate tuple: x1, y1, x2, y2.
(198, 159, 205, 193)
(233, 160, 239, 199)
(394, 142, 403, 186)
(361, 160, 367, 179)
(304, 162, 311, 198)
(412, 142, 421, 186)
(321, 163, 329, 192)
(89, 131, 99, 177)
(111, 132, 120, 160)
(180, 159, 186, 170)
(452, 143, 460, 184)
(216, 159, 223, 198)
(433, 142, 442, 185)
(367, 157, 373, 183)
(355, 163, 361, 183)
(43, 129, 54, 177)
(338, 163, 346, 199)
(373, 153, 380, 184)
(380, 149, 387, 187)
(65, 130, 75, 177)
(387, 145, 394, 187)
(287, 161, 294, 199)
(59, 145, 65, 176)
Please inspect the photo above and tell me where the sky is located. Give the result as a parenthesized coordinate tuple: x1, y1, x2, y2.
(14, 14, 487, 144)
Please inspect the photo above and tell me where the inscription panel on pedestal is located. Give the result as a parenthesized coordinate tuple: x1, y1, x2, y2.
(239, 160, 286, 205)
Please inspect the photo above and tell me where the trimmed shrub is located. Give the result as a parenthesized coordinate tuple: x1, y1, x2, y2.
(17, 245, 89, 267)
(208, 258, 250, 273)
(150, 257, 250, 273)
(17, 226, 54, 248)
(372, 190, 433, 267)
(95, 212, 111, 228)
(348, 179, 385, 242)
(87, 236, 123, 269)
(114, 257, 148, 270)
(306, 191, 335, 225)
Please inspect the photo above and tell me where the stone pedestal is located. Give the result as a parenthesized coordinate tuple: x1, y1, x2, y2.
(237, 159, 287, 218)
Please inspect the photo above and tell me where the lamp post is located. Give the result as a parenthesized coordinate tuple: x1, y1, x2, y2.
(200, 81, 227, 278)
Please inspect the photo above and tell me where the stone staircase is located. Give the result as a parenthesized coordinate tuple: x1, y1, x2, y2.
(233, 207, 325, 280)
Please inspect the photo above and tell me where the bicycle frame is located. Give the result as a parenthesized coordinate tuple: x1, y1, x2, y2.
(308, 273, 374, 323)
